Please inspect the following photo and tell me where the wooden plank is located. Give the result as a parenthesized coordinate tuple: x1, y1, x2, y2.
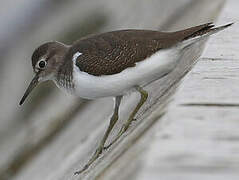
(97, 0, 239, 180)
(9, 0, 229, 180)
(0, 0, 192, 179)
(203, 0, 239, 60)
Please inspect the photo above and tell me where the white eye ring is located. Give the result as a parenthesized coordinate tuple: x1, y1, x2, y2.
(37, 59, 47, 69)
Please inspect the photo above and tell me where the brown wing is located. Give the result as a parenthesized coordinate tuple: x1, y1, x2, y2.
(72, 23, 213, 76)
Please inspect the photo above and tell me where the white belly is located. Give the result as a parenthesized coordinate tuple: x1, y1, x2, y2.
(72, 47, 181, 99)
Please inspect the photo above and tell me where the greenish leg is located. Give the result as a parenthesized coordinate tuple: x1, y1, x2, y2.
(75, 96, 122, 175)
(104, 86, 148, 150)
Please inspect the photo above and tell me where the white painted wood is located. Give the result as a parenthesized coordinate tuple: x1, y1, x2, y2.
(0, 0, 193, 179)
(2, 0, 238, 180)
(203, 0, 239, 60)
(98, 0, 239, 180)
(9, 0, 231, 180)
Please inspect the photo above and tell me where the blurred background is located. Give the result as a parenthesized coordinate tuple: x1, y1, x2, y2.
(0, 0, 238, 180)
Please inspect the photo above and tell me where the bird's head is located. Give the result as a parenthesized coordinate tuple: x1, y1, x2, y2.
(20, 41, 68, 105)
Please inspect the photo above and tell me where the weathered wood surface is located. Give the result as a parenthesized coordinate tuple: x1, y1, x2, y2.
(0, 0, 192, 179)
(101, 1, 239, 180)
(0, 0, 238, 180)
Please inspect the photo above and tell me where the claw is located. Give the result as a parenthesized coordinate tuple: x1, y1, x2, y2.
(74, 147, 103, 175)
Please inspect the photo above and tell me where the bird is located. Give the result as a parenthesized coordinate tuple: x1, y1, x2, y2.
(19, 22, 232, 174)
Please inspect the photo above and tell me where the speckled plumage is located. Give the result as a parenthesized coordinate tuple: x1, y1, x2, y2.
(69, 23, 215, 76)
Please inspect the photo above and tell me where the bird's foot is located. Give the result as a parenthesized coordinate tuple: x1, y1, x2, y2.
(74, 145, 104, 175)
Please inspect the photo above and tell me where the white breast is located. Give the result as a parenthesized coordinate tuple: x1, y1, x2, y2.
(71, 47, 182, 99)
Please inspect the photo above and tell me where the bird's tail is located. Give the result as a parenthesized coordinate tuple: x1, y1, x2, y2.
(182, 22, 233, 47)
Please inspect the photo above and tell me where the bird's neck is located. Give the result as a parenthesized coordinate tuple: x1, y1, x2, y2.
(55, 45, 75, 93)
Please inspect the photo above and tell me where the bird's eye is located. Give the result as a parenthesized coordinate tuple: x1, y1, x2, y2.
(37, 60, 47, 69)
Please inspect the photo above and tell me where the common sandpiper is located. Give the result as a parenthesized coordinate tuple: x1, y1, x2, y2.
(19, 22, 233, 174)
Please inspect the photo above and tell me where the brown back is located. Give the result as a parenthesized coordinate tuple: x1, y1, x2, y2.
(68, 23, 212, 76)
